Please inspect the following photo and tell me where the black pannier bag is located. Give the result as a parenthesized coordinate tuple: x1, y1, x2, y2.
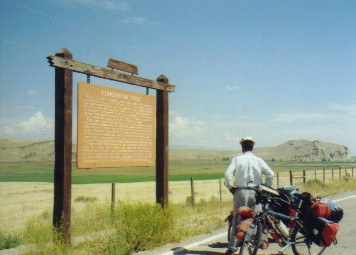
(328, 201, 344, 223)
(275, 185, 299, 225)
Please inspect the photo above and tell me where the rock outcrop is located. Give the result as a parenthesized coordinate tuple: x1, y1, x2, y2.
(271, 140, 352, 162)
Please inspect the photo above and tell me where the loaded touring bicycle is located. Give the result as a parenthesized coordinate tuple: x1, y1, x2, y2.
(226, 184, 343, 255)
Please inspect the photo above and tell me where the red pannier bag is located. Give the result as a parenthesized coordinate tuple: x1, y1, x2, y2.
(235, 207, 255, 242)
(321, 222, 339, 246)
(312, 217, 339, 247)
(237, 206, 255, 218)
(235, 207, 269, 250)
(236, 217, 254, 242)
(259, 225, 269, 250)
(288, 207, 297, 227)
(311, 202, 332, 218)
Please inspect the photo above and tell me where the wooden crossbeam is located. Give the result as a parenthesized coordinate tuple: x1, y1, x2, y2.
(47, 55, 175, 92)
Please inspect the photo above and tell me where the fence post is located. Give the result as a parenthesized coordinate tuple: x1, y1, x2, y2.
(323, 168, 325, 183)
(190, 177, 195, 207)
(219, 179, 222, 203)
(277, 172, 280, 186)
(339, 167, 341, 180)
(303, 170, 306, 184)
(332, 168, 334, 180)
(289, 170, 293, 185)
(111, 183, 116, 214)
(314, 170, 317, 179)
(352, 167, 354, 178)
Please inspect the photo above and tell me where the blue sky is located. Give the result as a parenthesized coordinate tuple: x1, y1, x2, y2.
(1, 0, 355, 154)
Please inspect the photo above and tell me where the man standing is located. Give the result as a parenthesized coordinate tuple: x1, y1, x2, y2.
(224, 137, 274, 255)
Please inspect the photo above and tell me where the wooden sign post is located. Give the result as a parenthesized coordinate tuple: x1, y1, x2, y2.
(156, 75, 169, 207)
(53, 49, 73, 243)
(48, 49, 175, 243)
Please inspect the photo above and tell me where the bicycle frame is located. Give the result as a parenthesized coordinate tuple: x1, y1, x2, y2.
(255, 192, 320, 254)
(256, 209, 303, 243)
(227, 186, 327, 255)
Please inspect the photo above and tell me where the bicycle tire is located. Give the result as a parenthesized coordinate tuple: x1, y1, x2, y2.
(239, 220, 262, 255)
(228, 225, 232, 242)
(291, 225, 326, 255)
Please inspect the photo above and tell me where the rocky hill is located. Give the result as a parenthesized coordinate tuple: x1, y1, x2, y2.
(0, 139, 353, 162)
(164, 140, 353, 162)
(267, 140, 352, 162)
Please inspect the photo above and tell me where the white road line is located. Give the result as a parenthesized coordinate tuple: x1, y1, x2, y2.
(160, 194, 356, 255)
(332, 195, 356, 203)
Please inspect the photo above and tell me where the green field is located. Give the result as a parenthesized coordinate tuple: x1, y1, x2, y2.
(0, 159, 355, 184)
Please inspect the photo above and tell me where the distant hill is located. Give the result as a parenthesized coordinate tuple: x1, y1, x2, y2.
(0, 139, 54, 162)
(0, 139, 75, 162)
(171, 140, 352, 162)
(169, 146, 272, 160)
(0, 139, 353, 162)
(270, 140, 352, 162)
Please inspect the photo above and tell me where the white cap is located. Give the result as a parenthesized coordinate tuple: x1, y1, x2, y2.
(240, 136, 255, 145)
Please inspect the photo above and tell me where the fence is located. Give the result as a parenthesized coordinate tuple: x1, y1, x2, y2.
(277, 166, 354, 186)
(1, 166, 354, 233)
(0, 179, 232, 233)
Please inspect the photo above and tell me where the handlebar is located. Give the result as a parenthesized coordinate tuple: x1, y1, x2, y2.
(230, 185, 293, 207)
(248, 185, 279, 196)
(293, 192, 310, 200)
(258, 185, 280, 196)
(251, 185, 293, 208)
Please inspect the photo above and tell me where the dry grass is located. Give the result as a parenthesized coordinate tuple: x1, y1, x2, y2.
(1, 172, 355, 234)
(1, 177, 355, 254)
(0, 180, 231, 234)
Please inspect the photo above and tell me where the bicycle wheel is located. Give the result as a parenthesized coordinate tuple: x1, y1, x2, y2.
(291, 226, 326, 255)
(228, 225, 232, 242)
(239, 220, 262, 255)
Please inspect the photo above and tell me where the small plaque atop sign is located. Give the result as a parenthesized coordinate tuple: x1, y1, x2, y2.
(107, 58, 138, 75)
(77, 82, 156, 168)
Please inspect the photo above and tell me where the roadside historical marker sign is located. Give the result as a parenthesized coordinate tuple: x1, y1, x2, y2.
(77, 82, 156, 168)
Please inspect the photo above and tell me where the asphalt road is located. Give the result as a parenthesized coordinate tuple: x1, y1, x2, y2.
(139, 191, 356, 255)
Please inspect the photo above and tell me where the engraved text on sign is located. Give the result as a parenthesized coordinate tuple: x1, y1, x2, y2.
(77, 82, 156, 168)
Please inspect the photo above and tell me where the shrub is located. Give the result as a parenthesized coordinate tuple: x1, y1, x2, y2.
(199, 198, 208, 206)
(74, 196, 98, 203)
(72, 203, 112, 235)
(0, 232, 21, 250)
(22, 216, 53, 245)
(209, 196, 219, 203)
(305, 179, 325, 188)
(186, 196, 193, 205)
(299, 178, 356, 197)
(343, 172, 352, 181)
(106, 202, 176, 255)
(40, 210, 50, 220)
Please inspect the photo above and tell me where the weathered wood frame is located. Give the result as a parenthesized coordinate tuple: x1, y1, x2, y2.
(48, 49, 175, 243)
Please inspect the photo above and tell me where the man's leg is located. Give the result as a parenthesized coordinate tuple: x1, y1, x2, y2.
(227, 209, 239, 250)
(226, 189, 251, 254)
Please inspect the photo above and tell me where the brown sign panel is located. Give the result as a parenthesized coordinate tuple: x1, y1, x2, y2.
(77, 82, 156, 168)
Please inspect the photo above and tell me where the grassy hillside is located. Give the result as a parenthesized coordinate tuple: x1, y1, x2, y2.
(0, 139, 75, 162)
(1, 138, 353, 162)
